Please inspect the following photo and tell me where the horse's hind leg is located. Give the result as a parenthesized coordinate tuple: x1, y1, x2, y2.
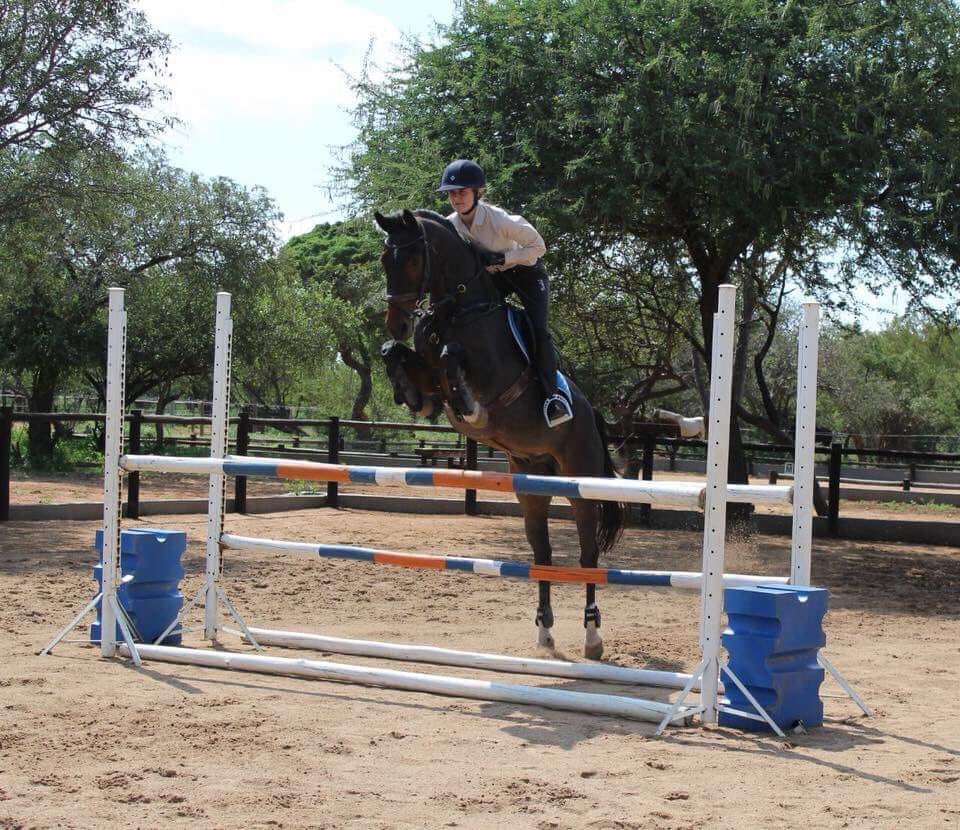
(517, 492, 555, 651)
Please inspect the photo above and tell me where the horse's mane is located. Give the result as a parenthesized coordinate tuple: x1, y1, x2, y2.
(413, 209, 475, 255)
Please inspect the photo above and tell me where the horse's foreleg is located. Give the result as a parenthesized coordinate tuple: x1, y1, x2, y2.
(381, 340, 441, 417)
(518, 493, 555, 652)
(571, 498, 603, 660)
(439, 343, 488, 428)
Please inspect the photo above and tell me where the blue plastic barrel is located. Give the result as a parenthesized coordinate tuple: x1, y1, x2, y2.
(91, 528, 186, 646)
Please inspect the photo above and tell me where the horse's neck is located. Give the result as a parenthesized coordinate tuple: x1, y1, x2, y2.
(450, 305, 525, 391)
(428, 227, 476, 295)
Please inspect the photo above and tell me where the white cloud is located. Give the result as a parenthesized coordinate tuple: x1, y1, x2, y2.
(139, 0, 401, 123)
(141, 0, 398, 53)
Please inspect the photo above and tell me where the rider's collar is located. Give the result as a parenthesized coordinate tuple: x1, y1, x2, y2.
(470, 201, 487, 226)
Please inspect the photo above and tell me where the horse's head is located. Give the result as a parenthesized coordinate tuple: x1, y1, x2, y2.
(374, 208, 427, 341)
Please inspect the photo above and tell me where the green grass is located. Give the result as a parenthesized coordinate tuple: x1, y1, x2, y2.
(870, 499, 960, 516)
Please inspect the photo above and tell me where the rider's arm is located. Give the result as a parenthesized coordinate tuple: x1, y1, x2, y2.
(490, 208, 547, 268)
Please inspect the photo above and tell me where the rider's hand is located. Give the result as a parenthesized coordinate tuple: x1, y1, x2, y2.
(479, 250, 506, 268)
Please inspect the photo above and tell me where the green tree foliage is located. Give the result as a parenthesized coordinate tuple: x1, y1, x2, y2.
(819, 319, 960, 445)
(0, 147, 284, 459)
(0, 0, 171, 218)
(340, 0, 960, 484)
(344, 0, 960, 321)
(285, 220, 389, 427)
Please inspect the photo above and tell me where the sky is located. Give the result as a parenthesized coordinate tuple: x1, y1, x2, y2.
(138, 0, 457, 239)
(136, 0, 905, 328)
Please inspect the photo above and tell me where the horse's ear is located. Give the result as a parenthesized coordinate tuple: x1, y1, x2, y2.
(401, 208, 419, 229)
(373, 210, 393, 233)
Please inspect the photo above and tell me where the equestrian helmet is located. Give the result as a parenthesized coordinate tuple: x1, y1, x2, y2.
(438, 159, 486, 192)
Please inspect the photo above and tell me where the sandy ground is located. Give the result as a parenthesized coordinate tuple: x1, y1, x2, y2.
(1, 504, 958, 829)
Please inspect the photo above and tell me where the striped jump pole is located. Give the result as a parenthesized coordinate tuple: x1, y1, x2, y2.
(119, 644, 694, 725)
(220, 532, 789, 591)
(120, 455, 794, 507)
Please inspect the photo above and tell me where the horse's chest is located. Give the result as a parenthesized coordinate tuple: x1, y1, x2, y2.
(413, 313, 446, 365)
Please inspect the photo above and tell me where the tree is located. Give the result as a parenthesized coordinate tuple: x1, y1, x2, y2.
(0, 147, 283, 460)
(339, 0, 960, 490)
(0, 0, 169, 152)
(818, 318, 960, 447)
(232, 255, 342, 418)
(285, 220, 387, 431)
(0, 0, 170, 219)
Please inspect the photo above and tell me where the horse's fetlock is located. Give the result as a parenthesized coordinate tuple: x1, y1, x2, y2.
(536, 605, 555, 629)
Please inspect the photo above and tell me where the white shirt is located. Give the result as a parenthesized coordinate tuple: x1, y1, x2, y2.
(447, 201, 546, 271)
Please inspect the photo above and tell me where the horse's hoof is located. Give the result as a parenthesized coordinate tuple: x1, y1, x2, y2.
(537, 626, 556, 651)
(583, 639, 604, 661)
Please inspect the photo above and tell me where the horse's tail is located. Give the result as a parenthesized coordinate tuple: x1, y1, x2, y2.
(593, 410, 626, 554)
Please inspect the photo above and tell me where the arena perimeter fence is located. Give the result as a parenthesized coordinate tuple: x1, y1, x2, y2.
(3, 407, 959, 536)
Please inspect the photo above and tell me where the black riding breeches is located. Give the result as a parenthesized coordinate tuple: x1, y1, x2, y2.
(496, 260, 558, 396)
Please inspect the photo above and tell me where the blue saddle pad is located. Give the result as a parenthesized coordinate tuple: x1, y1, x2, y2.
(506, 306, 571, 402)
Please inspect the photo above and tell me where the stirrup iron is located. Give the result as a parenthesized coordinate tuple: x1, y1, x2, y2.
(543, 394, 573, 428)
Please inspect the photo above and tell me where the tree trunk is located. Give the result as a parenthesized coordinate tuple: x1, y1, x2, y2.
(153, 384, 178, 448)
(694, 257, 753, 528)
(27, 367, 59, 462)
(340, 344, 373, 441)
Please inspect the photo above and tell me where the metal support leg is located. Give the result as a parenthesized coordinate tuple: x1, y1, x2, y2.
(216, 585, 261, 651)
(38, 593, 104, 656)
(818, 652, 873, 716)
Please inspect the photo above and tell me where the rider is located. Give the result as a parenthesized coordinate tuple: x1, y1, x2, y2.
(438, 158, 573, 428)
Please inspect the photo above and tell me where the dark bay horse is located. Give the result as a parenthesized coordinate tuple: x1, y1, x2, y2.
(374, 208, 625, 659)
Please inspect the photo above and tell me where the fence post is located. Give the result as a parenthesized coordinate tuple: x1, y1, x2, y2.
(234, 406, 250, 514)
(828, 442, 842, 536)
(0, 407, 11, 522)
(327, 416, 339, 508)
(639, 434, 655, 527)
(465, 438, 478, 515)
(126, 409, 142, 519)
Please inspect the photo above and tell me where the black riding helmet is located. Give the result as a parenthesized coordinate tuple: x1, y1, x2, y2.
(438, 159, 486, 191)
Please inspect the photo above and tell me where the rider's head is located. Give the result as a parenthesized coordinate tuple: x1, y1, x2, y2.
(438, 159, 485, 217)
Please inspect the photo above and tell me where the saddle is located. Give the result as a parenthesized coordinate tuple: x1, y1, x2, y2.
(506, 305, 573, 404)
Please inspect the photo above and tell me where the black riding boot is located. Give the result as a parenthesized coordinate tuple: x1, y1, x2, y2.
(535, 330, 572, 427)
(503, 262, 572, 428)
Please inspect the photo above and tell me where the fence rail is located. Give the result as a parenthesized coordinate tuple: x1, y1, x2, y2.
(3, 407, 959, 533)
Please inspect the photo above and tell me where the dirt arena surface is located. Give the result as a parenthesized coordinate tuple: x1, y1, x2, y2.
(1, 506, 959, 829)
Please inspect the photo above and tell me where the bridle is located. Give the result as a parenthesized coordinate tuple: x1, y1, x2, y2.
(384, 233, 429, 321)
(383, 218, 499, 331)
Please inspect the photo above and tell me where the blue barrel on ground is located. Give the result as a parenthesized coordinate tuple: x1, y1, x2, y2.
(719, 584, 828, 732)
(91, 528, 186, 646)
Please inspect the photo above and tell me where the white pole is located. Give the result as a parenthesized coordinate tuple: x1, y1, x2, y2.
(100, 288, 127, 657)
(239, 626, 705, 690)
(698, 284, 737, 723)
(790, 302, 820, 586)
(121, 644, 690, 724)
(204, 292, 233, 640)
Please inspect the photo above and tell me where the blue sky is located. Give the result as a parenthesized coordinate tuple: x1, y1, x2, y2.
(138, 0, 904, 327)
(139, 0, 456, 238)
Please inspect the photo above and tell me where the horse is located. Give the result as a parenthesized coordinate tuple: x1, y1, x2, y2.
(374, 207, 625, 659)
